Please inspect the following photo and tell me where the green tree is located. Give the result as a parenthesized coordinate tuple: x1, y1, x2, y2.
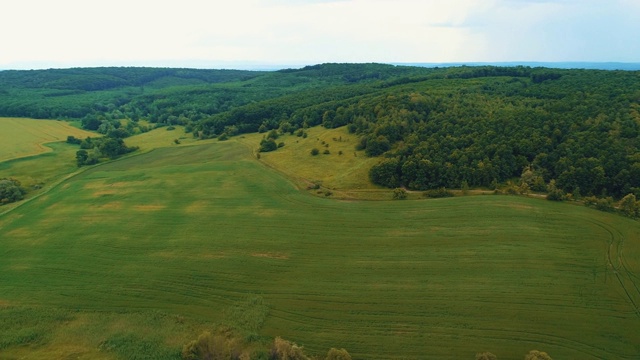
(310, 148, 320, 156)
(546, 179, 565, 201)
(76, 149, 89, 166)
(618, 193, 639, 217)
(0, 178, 26, 205)
(259, 138, 278, 152)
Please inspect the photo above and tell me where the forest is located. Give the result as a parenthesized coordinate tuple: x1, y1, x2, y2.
(1, 64, 639, 199)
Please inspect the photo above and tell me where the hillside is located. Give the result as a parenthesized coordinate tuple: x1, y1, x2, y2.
(1, 64, 638, 200)
(0, 135, 639, 359)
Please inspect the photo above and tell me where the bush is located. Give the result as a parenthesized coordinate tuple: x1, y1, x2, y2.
(524, 350, 552, 360)
(424, 187, 454, 198)
(259, 139, 278, 152)
(476, 352, 497, 360)
(392, 188, 407, 200)
(310, 148, 320, 156)
(0, 178, 26, 205)
(325, 348, 352, 360)
(272, 337, 308, 360)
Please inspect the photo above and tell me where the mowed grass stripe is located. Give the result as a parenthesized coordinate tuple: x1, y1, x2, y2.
(1, 140, 639, 359)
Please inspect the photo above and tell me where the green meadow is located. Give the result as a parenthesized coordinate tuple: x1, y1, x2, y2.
(1, 129, 639, 359)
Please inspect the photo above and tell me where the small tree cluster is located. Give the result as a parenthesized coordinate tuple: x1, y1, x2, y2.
(0, 178, 26, 205)
(75, 137, 138, 166)
(259, 138, 278, 153)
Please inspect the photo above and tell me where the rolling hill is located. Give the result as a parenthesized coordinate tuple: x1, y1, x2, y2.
(1, 126, 639, 359)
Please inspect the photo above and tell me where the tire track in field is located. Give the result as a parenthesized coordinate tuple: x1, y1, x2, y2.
(582, 216, 640, 318)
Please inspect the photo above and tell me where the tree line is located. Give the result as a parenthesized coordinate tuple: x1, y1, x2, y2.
(2, 64, 639, 201)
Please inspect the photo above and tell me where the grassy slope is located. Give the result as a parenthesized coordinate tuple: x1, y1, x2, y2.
(238, 127, 382, 197)
(0, 117, 95, 162)
(1, 134, 639, 359)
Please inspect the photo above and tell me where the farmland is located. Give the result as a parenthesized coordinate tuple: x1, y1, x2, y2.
(1, 128, 639, 359)
(0, 117, 94, 162)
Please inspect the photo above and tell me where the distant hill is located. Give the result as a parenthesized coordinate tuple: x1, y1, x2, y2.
(397, 61, 640, 71)
(1, 63, 639, 199)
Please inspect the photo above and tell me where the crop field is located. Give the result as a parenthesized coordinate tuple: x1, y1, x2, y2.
(1, 139, 640, 359)
(0, 117, 94, 162)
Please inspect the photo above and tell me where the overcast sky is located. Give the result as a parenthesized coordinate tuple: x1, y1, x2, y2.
(2, 0, 639, 69)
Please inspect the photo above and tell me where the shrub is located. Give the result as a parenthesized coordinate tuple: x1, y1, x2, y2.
(0, 178, 26, 205)
(546, 179, 565, 201)
(424, 187, 454, 198)
(323, 149, 330, 155)
(272, 337, 308, 360)
(325, 348, 352, 360)
(524, 350, 552, 360)
(476, 352, 497, 360)
(310, 148, 320, 156)
(259, 139, 277, 152)
(392, 188, 407, 200)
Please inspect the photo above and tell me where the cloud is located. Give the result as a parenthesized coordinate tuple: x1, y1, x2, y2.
(0, 0, 638, 68)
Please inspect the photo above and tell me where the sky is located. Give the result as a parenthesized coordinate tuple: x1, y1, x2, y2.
(1, 0, 639, 69)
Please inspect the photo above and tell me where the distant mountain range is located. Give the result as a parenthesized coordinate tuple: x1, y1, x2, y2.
(394, 62, 640, 71)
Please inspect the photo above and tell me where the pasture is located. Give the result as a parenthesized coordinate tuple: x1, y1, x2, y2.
(1, 138, 639, 359)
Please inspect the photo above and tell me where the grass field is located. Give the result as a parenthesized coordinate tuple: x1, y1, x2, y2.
(0, 117, 95, 163)
(238, 127, 380, 195)
(1, 136, 639, 359)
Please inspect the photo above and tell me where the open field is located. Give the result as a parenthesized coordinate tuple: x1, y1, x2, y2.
(239, 127, 381, 196)
(1, 138, 639, 359)
(0, 117, 95, 163)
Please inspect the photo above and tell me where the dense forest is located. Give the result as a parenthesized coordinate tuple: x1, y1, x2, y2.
(1, 64, 639, 200)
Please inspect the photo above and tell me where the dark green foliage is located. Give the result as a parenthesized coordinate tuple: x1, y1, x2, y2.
(259, 138, 278, 153)
(369, 159, 401, 188)
(66, 135, 82, 144)
(310, 148, 320, 156)
(2, 64, 640, 198)
(424, 187, 454, 198)
(75, 136, 138, 166)
(0, 178, 26, 205)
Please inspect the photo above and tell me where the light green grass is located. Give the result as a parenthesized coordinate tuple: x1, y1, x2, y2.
(125, 125, 200, 151)
(239, 127, 380, 195)
(0, 117, 95, 162)
(1, 140, 639, 359)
